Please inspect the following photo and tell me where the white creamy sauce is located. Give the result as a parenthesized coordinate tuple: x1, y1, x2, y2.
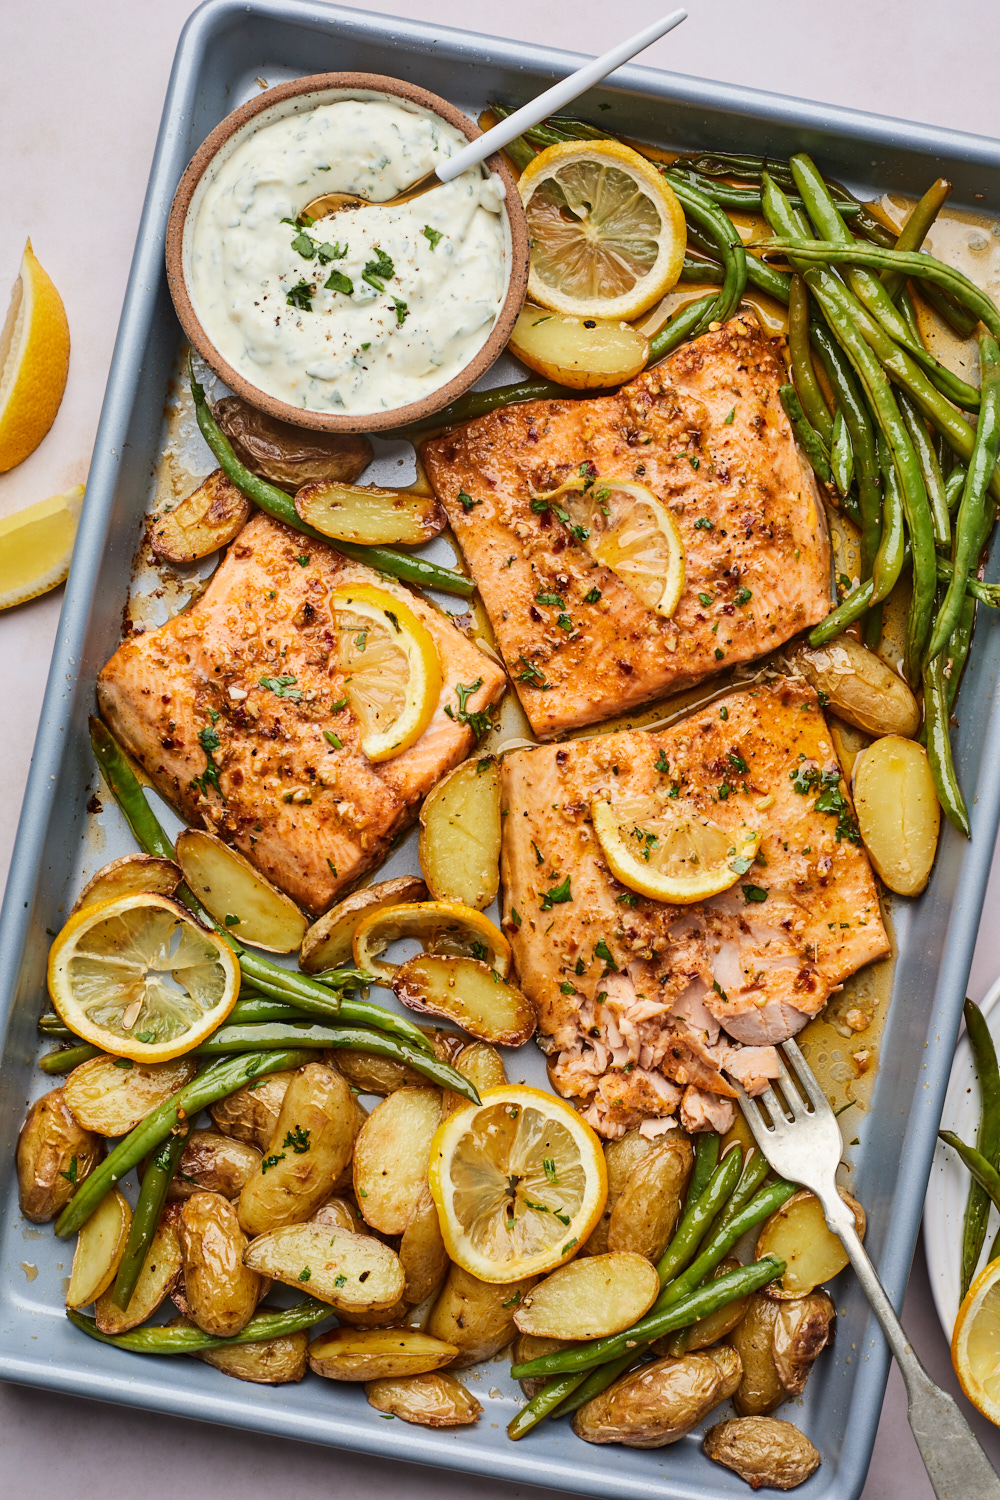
(189, 97, 508, 414)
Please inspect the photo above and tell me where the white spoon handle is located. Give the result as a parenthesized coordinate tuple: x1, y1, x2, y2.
(435, 9, 687, 184)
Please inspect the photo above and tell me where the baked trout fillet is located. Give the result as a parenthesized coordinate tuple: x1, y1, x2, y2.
(500, 679, 888, 1139)
(423, 315, 831, 739)
(98, 512, 506, 915)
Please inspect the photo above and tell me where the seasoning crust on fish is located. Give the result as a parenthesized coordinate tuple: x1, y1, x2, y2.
(499, 679, 888, 1138)
(422, 314, 831, 739)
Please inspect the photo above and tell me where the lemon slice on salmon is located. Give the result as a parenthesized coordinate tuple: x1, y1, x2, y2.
(429, 1085, 607, 1283)
(47, 892, 240, 1062)
(0, 240, 71, 473)
(592, 795, 761, 904)
(330, 583, 442, 763)
(517, 141, 686, 321)
(0, 484, 84, 610)
(539, 477, 684, 618)
(952, 1257, 1000, 1423)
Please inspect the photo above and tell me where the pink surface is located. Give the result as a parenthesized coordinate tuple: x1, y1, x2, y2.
(3, 2, 1000, 1495)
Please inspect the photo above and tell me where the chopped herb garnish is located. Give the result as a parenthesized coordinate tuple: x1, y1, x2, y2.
(655, 749, 670, 773)
(575, 957, 586, 976)
(362, 247, 394, 291)
(191, 725, 224, 798)
(224, 913, 241, 927)
(560, 980, 576, 994)
(688, 455, 701, 470)
(712, 979, 729, 1001)
(391, 296, 409, 326)
(583, 587, 602, 604)
(261, 1153, 286, 1173)
(290, 228, 316, 258)
(698, 592, 715, 607)
(728, 751, 749, 773)
(734, 586, 752, 606)
(334, 1274, 347, 1288)
(724, 406, 736, 424)
(112, 1058, 134, 1069)
(530, 498, 549, 514)
(330, 697, 348, 712)
(540, 875, 572, 910)
(556, 613, 574, 632)
(531, 840, 544, 866)
(327, 858, 338, 877)
(298, 1267, 311, 1281)
(325, 269, 354, 295)
(616, 891, 638, 907)
(297, 555, 310, 567)
(535, 592, 565, 609)
(59, 1156, 78, 1185)
(458, 489, 481, 512)
(323, 730, 342, 749)
(715, 647, 724, 661)
(283, 1126, 311, 1154)
(742, 884, 769, 902)
(694, 516, 714, 531)
(562, 1238, 578, 1254)
(554, 1211, 571, 1226)
(719, 706, 729, 721)
(259, 674, 302, 701)
(422, 224, 444, 250)
(729, 855, 755, 875)
(285, 280, 314, 311)
(317, 240, 347, 263)
(594, 938, 617, 971)
(510, 908, 522, 928)
(517, 656, 551, 690)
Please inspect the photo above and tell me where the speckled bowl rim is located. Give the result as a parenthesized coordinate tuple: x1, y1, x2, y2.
(165, 72, 530, 433)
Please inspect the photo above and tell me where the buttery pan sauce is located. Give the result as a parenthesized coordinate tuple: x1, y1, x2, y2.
(189, 97, 507, 415)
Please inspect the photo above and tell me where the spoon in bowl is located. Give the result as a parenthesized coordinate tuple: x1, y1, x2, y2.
(301, 8, 687, 221)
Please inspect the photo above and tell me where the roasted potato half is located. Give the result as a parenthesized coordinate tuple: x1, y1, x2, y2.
(333, 1049, 427, 1095)
(175, 828, 307, 953)
(17, 1088, 101, 1223)
(793, 636, 921, 738)
(163, 1130, 262, 1201)
(311, 1196, 366, 1235)
(511, 1332, 572, 1398)
(756, 1188, 865, 1298)
(210, 1069, 295, 1151)
(179, 1190, 262, 1337)
(508, 308, 650, 390)
(514, 1253, 659, 1340)
(607, 1135, 693, 1262)
(295, 480, 445, 546)
(353, 1087, 442, 1235)
(197, 1330, 309, 1385)
(704, 1416, 821, 1490)
(149, 469, 250, 564)
(730, 1287, 834, 1417)
(70, 854, 181, 915)
(364, 1371, 482, 1427)
(853, 736, 940, 896)
(213, 396, 372, 489)
(772, 1291, 836, 1395)
(441, 1041, 507, 1118)
(299, 876, 428, 976)
(64, 1054, 198, 1137)
(427, 1263, 536, 1368)
(66, 1188, 132, 1309)
(95, 1202, 183, 1334)
(572, 1348, 742, 1448)
(418, 756, 502, 911)
(399, 1188, 449, 1306)
(582, 1129, 660, 1258)
(308, 1327, 458, 1381)
(238, 1063, 355, 1236)
(731, 1293, 783, 1416)
(244, 1223, 405, 1312)
(393, 954, 536, 1047)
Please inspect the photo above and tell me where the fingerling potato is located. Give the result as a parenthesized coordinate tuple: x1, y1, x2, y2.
(514, 1252, 659, 1340)
(238, 1062, 354, 1237)
(174, 828, 307, 953)
(332, 1050, 427, 1095)
(511, 1332, 572, 1398)
(756, 1188, 865, 1298)
(581, 1129, 659, 1257)
(731, 1293, 783, 1416)
(244, 1223, 404, 1312)
(418, 756, 501, 911)
(352, 1087, 442, 1235)
(773, 1291, 836, 1395)
(64, 1055, 198, 1137)
(508, 308, 650, 390)
(655, 1257, 750, 1355)
(70, 854, 181, 915)
(17, 1088, 101, 1223)
(308, 1327, 458, 1381)
(572, 1349, 742, 1448)
(66, 1188, 132, 1308)
(311, 1196, 366, 1234)
(365, 1371, 482, 1427)
(95, 1202, 183, 1333)
(441, 1041, 507, 1118)
(607, 1135, 693, 1262)
(337, 1296, 412, 1331)
(393, 954, 536, 1046)
(210, 1069, 295, 1151)
(149, 468, 250, 563)
(853, 736, 940, 896)
(426, 1263, 535, 1368)
(299, 876, 428, 975)
(213, 396, 372, 489)
(165, 1130, 262, 1200)
(295, 480, 445, 546)
(197, 1330, 309, 1385)
(399, 1188, 448, 1306)
(704, 1416, 821, 1490)
(179, 1191, 261, 1337)
(793, 636, 920, 738)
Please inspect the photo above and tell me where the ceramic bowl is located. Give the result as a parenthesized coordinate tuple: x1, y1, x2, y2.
(165, 72, 530, 433)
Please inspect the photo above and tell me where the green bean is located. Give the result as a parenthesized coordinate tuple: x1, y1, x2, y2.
(808, 577, 876, 645)
(549, 1352, 640, 1419)
(510, 1256, 785, 1379)
(501, 134, 536, 173)
(830, 410, 854, 501)
(946, 465, 968, 513)
(656, 1177, 797, 1311)
(686, 226, 791, 304)
(112, 1131, 186, 1310)
(679, 255, 723, 285)
(882, 179, 951, 300)
(871, 432, 905, 600)
(40, 1043, 101, 1075)
(38, 1015, 75, 1039)
(667, 168, 840, 218)
(900, 393, 950, 549)
(507, 1371, 589, 1440)
(225, 997, 313, 1026)
(779, 384, 832, 485)
(960, 999, 1000, 1298)
(923, 650, 970, 836)
(648, 294, 720, 364)
(940, 1130, 1000, 1218)
(68, 1297, 331, 1354)
(683, 1130, 721, 1213)
(713, 1147, 770, 1235)
(54, 1049, 315, 1238)
(898, 285, 925, 345)
(789, 277, 833, 443)
(946, 597, 977, 712)
(655, 1144, 743, 1287)
(194, 1021, 479, 1101)
(662, 176, 747, 333)
(936, 557, 1000, 608)
(810, 321, 881, 551)
(188, 362, 473, 598)
(392, 377, 573, 439)
(928, 332, 1000, 659)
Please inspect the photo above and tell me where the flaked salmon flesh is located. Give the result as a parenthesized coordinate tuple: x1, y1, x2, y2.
(98, 512, 506, 914)
(499, 679, 889, 1138)
(422, 314, 832, 739)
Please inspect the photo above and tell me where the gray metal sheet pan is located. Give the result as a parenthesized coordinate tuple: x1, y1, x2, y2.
(2, 2, 1000, 1496)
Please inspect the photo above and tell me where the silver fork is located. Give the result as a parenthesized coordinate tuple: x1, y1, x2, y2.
(735, 1037, 1000, 1500)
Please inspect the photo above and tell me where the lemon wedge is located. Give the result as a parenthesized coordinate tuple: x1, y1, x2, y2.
(0, 240, 71, 472)
(540, 477, 684, 618)
(429, 1085, 607, 1283)
(592, 794, 761, 904)
(952, 1256, 1000, 1423)
(517, 140, 686, 321)
(330, 583, 441, 762)
(47, 892, 240, 1063)
(0, 484, 84, 611)
(352, 899, 511, 985)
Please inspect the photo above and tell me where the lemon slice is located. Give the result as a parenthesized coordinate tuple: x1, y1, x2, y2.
(429, 1085, 607, 1283)
(0, 485, 84, 611)
(47, 892, 240, 1062)
(330, 583, 441, 762)
(0, 240, 71, 473)
(517, 141, 686, 321)
(952, 1256, 1000, 1423)
(540, 477, 684, 618)
(592, 794, 761, 904)
(352, 899, 511, 985)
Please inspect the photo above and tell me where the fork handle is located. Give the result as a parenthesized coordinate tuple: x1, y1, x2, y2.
(826, 1198, 1000, 1499)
